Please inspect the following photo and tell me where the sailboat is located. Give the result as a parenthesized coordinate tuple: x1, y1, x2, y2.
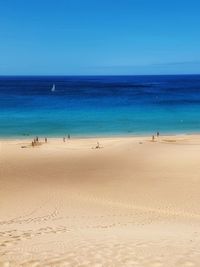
(51, 84, 56, 92)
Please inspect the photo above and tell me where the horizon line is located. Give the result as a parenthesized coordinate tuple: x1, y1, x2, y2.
(0, 73, 200, 77)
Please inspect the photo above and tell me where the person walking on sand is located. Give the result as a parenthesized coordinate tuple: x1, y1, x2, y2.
(96, 142, 100, 149)
(45, 137, 47, 143)
(63, 137, 66, 142)
(152, 135, 155, 142)
(31, 141, 34, 147)
(157, 131, 160, 137)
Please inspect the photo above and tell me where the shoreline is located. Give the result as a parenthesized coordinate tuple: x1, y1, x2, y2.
(1, 132, 200, 142)
(1, 131, 200, 141)
(2, 134, 200, 151)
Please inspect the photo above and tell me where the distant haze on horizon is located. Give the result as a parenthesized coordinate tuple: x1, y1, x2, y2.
(0, 0, 200, 75)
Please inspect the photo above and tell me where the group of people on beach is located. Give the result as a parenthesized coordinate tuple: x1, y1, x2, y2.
(31, 136, 40, 147)
(63, 134, 70, 142)
(152, 131, 160, 142)
(31, 134, 71, 147)
(30, 132, 158, 149)
(30, 135, 103, 151)
(30, 132, 157, 149)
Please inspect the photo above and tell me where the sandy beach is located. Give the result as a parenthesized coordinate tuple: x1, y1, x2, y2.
(1, 134, 200, 266)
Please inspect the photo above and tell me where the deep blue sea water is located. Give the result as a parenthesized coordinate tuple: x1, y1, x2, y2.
(1, 75, 200, 138)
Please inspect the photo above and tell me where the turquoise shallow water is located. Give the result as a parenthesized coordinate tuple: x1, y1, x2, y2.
(1, 75, 200, 138)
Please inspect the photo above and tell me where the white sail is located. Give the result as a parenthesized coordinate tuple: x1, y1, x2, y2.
(51, 84, 56, 92)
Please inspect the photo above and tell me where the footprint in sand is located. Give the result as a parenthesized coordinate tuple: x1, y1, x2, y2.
(21, 260, 40, 267)
(176, 259, 196, 267)
(124, 259, 140, 266)
(150, 262, 163, 267)
(181, 262, 195, 267)
(0, 262, 10, 267)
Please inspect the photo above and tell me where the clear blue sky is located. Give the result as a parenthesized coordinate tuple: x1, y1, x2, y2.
(0, 0, 200, 75)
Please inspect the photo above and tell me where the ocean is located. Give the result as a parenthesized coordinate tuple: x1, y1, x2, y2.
(1, 75, 200, 138)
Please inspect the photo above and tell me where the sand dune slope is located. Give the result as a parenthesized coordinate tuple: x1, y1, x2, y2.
(1, 135, 200, 266)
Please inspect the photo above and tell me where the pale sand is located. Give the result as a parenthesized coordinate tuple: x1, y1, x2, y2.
(1, 135, 200, 266)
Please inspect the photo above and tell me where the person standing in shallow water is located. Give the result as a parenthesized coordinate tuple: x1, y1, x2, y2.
(68, 134, 70, 139)
(152, 135, 155, 142)
(157, 132, 160, 137)
(45, 137, 47, 143)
